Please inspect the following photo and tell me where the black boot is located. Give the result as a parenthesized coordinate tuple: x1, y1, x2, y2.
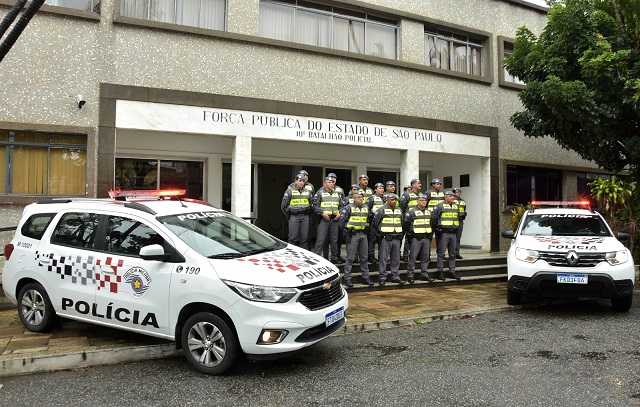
(437, 271, 446, 281)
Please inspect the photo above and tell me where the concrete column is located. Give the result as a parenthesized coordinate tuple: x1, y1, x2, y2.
(232, 136, 252, 218)
(563, 170, 578, 200)
(481, 157, 491, 251)
(227, 0, 260, 36)
(398, 19, 425, 65)
(400, 149, 419, 188)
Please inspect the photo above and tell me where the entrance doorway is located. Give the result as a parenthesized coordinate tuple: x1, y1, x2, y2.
(256, 164, 324, 241)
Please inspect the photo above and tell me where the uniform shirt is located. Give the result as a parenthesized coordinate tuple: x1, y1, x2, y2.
(312, 187, 342, 217)
(371, 204, 403, 235)
(338, 203, 369, 232)
(367, 193, 386, 220)
(454, 198, 467, 220)
(288, 181, 315, 196)
(358, 186, 374, 203)
(281, 187, 311, 216)
(426, 189, 445, 211)
(431, 202, 460, 232)
(403, 206, 433, 236)
(400, 189, 421, 213)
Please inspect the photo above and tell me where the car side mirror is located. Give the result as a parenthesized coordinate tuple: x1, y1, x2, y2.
(140, 244, 171, 261)
(501, 229, 515, 239)
(617, 231, 630, 242)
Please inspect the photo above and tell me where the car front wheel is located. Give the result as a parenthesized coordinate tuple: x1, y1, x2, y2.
(507, 286, 523, 305)
(182, 312, 239, 375)
(17, 282, 59, 332)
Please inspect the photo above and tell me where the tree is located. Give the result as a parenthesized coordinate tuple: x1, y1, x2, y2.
(504, 0, 640, 182)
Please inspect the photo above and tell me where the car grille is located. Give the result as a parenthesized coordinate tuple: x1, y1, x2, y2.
(298, 275, 344, 311)
(538, 251, 606, 267)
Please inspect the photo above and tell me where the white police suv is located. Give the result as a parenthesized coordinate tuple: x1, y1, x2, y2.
(2, 190, 348, 374)
(501, 201, 635, 311)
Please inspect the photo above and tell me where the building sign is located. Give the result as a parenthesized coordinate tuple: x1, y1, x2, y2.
(116, 100, 490, 157)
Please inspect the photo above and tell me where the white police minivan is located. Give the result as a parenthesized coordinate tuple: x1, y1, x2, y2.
(502, 201, 635, 311)
(2, 190, 348, 374)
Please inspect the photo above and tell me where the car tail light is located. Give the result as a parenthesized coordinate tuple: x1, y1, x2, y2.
(4, 244, 14, 260)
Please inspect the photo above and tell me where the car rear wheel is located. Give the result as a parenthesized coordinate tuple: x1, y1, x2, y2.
(611, 292, 633, 312)
(507, 287, 523, 305)
(182, 312, 239, 375)
(17, 282, 59, 332)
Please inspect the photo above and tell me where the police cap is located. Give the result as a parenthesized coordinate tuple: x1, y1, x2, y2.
(444, 190, 454, 196)
(374, 182, 384, 188)
(385, 181, 396, 186)
(387, 193, 398, 199)
(352, 190, 364, 197)
(418, 194, 428, 200)
(351, 184, 360, 189)
(359, 174, 369, 179)
(299, 170, 309, 175)
(453, 187, 462, 192)
(431, 178, 442, 184)
(295, 173, 305, 180)
(327, 172, 337, 178)
(411, 178, 421, 185)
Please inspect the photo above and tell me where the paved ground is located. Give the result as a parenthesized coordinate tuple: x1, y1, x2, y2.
(0, 281, 510, 377)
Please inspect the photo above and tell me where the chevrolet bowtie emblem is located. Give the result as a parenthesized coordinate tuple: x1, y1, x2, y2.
(323, 282, 332, 290)
(565, 250, 579, 266)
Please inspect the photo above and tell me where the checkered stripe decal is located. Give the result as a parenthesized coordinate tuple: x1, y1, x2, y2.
(533, 236, 605, 244)
(36, 251, 124, 293)
(235, 248, 320, 273)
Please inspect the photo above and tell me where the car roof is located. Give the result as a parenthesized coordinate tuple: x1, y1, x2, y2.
(29, 197, 222, 217)
(526, 207, 598, 216)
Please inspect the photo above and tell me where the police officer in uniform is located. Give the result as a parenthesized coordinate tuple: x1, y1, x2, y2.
(339, 191, 374, 287)
(383, 180, 396, 199)
(426, 178, 445, 253)
(400, 178, 422, 262)
(453, 187, 467, 259)
(327, 173, 346, 262)
(367, 182, 386, 263)
(431, 190, 461, 281)
(403, 194, 434, 283)
(281, 173, 311, 249)
(312, 177, 342, 263)
(358, 174, 374, 203)
(371, 193, 405, 285)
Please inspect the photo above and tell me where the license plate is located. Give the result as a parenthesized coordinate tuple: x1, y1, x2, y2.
(557, 274, 588, 284)
(325, 306, 344, 327)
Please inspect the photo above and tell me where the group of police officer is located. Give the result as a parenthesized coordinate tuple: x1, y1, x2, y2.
(281, 171, 467, 287)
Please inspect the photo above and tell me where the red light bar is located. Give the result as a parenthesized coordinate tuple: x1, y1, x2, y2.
(531, 200, 591, 207)
(108, 189, 186, 198)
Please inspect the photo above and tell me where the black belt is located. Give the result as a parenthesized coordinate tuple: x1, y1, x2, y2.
(290, 209, 309, 215)
(441, 228, 457, 233)
(414, 234, 430, 239)
(349, 231, 366, 234)
(382, 235, 402, 240)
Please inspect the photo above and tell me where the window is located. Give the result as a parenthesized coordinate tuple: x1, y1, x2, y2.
(51, 213, 99, 249)
(259, 0, 397, 59)
(44, 0, 100, 12)
(115, 158, 204, 199)
(506, 165, 562, 206)
(120, 0, 226, 30)
(106, 216, 164, 256)
(425, 27, 484, 76)
(503, 43, 525, 85)
(21, 214, 56, 240)
(0, 131, 86, 196)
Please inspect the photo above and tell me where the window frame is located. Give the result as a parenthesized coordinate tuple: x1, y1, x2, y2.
(116, 0, 227, 31)
(498, 36, 526, 90)
(258, 0, 398, 60)
(424, 24, 490, 79)
(0, 130, 88, 196)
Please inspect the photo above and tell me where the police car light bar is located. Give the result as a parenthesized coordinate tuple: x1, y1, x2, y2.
(108, 189, 187, 199)
(531, 200, 591, 208)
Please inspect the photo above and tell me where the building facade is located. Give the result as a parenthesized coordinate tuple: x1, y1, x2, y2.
(0, 0, 607, 252)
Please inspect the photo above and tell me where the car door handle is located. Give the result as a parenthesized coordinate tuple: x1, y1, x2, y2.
(38, 257, 51, 264)
(101, 266, 115, 274)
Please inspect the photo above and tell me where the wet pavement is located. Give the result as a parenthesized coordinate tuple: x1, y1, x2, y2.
(0, 280, 510, 377)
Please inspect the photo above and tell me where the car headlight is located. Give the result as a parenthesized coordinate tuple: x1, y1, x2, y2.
(223, 280, 297, 303)
(515, 247, 539, 263)
(605, 250, 629, 265)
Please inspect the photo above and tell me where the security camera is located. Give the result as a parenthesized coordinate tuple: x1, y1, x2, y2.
(76, 94, 86, 109)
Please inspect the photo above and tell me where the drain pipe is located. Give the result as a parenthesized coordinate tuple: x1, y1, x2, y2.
(0, 0, 46, 63)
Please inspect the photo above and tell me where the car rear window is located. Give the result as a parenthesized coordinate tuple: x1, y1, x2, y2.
(21, 213, 56, 240)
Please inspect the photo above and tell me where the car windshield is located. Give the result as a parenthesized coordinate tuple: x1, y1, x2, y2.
(520, 213, 612, 237)
(158, 211, 286, 258)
